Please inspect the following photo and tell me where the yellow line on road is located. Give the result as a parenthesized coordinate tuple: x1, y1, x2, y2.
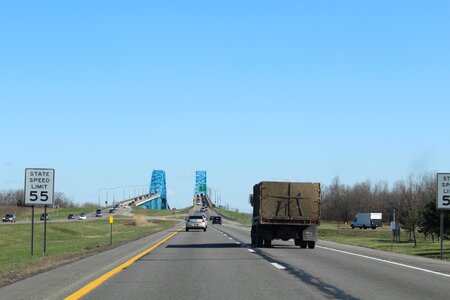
(65, 229, 182, 300)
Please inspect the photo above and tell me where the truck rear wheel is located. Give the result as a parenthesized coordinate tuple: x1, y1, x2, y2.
(256, 236, 264, 247)
(264, 239, 272, 247)
(307, 241, 315, 249)
(251, 227, 256, 245)
(295, 237, 307, 248)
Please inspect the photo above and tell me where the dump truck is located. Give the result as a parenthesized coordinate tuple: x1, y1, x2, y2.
(250, 181, 320, 249)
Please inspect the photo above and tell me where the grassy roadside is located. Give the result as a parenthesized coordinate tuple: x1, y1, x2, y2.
(0, 218, 177, 287)
(216, 208, 251, 226)
(132, 206, 191, 217)
(319, 222, 450, 261)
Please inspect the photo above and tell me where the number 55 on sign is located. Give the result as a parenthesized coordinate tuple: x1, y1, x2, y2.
(437, 173, 450, 210)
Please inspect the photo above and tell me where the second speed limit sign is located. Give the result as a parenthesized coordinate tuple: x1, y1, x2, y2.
(437, 173, 450, 210)
(24, 168, 55, 206)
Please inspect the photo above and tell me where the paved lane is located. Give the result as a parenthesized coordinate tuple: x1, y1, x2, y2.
(213, 221, 450, 300)
(83, 218, 450, 300)
(83, 225, 323, 300)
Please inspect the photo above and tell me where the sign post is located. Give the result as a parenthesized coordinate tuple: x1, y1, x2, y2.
(25, 168, 55, 255)
(31, 206, 34, 256)
(436, 173, 450, 260)
(109, 216, 114, 245)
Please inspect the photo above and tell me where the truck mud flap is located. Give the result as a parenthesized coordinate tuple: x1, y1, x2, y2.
(302, 225, 317, 242)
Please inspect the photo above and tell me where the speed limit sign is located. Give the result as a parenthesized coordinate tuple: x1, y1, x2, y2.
(24, 168, 55, 206)
(437, 173, 450, 210)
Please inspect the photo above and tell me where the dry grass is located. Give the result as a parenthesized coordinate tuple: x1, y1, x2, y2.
(130, 214, 150, 226)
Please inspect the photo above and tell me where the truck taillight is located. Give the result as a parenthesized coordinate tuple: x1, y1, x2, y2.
(202, 219, 205, 222)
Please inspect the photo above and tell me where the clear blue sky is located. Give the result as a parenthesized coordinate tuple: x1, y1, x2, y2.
(1, 1, 449, 212)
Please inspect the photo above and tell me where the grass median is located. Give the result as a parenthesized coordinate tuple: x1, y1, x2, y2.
(0, 217, 177, 287)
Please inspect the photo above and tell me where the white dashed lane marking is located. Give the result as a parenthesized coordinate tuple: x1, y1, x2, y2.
(271, 263, 286, 270)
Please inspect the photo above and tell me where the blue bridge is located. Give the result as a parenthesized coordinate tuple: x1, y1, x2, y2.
(194, 170, 213, 207)
(137, 170, 170, 210)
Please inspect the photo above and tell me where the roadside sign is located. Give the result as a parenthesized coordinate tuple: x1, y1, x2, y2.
(437, 173, 450, 210)
(24, 168, 55, 206)
(109, 216, 114, 224)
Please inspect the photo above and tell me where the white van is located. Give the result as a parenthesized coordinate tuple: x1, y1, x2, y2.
(351, 213, 382, 229)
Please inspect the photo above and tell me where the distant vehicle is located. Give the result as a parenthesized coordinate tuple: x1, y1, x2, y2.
(185, 215, 207, 231)
(78, 213, 87, 220)
(114, 204, 119, 209)
(109, 209, 115, 214)
(40, 213, 50, 221)
(250, 181, 320, 249)
(67, 214, 75, 220)
(2, 213, 16, 222)
(212, 216, 222, 225)
(209, 216, 213, 221)
(200, 208, 206, 212)
(351, 213, 382, 229)
(95, 209, 102, 217)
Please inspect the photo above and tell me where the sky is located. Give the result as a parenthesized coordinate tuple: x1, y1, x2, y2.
(1, 1, 450, 212)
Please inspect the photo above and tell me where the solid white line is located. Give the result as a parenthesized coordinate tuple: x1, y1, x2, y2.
(271, 263, 286, 270)
(317, 246, 450, 278)
(228, 237, 233, 240)
(248, 249, 256, 253)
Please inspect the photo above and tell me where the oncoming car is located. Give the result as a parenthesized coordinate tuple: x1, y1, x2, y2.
(185, 215, 207, 232)
(2, 214, 16, 222)
(78, 213, 87, 220)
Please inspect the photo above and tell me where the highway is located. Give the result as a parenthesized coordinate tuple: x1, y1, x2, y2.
(80, 217, 450, 300)
(1, 209, 450, 299)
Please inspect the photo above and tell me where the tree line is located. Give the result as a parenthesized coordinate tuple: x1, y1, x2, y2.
(321, 172, 450, 246)
(0, 189, 76, 208)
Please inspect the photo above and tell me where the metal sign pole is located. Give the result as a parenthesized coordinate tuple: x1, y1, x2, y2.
(110, 223, 113, 245)
(31, 205, 34, 256)
(44, 205, 47, 254)
(440, 210, 444, 260)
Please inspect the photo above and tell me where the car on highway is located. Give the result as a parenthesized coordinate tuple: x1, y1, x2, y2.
(40, 213, 50, 221)
(194, 213, 208, 221)
(212, 216, 222, 225)
(2, 213, 16, 222)
(67, 214, 75, 220)
(185, 215, 207, 231)
(78, 213, 87, 220)
(109, 208, 115, 214)
(95, 209, 102, 217)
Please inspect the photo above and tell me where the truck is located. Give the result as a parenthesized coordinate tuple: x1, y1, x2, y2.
(250, 181, 321, 249)
(350, 212, 382, 229)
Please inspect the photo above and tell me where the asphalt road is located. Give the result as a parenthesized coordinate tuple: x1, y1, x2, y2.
(2, 211, 450, 299)
(82, 218, 450, 300)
